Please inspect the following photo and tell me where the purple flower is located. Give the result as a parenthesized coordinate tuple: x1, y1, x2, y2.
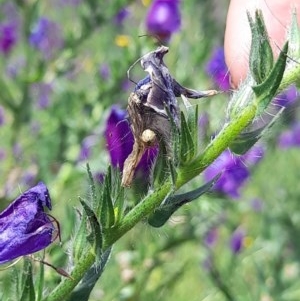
(78, 136, 97, 161)
(0, 3, 20, 55)
(145, 0, 181, 43)
(99, 64, 111, 81)
(273, 85, 298, 107)
(229, 228, 245, 254)
(0, 23, 17, 55)
(114, 8, 130, 25)
(278, 122, 300, 148)
(204, 228, 218, 248)
(0, 106, 5, 126)
(0, 182, 55, 264)
(204, 146, 264, 199)
(250, 198, 263, 212)
(29, 17, 63, 60)
(31, 82, 53, 109)
(105, 106, 133, 170)
(105, 106, 158, 177)
(205, 47, 230, 91)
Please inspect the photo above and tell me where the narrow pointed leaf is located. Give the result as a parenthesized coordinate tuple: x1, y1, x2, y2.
(253, 42, 289, 115)
(100, 166, 115, 228)
(248, 10, 274, 84)
(86, 163, 97, 211)
(288, 10, 300, 57)
(148, 174, 221, 227)
(180, 112, 196, 163)
(80, 199, 103, 257)
(112, 168, 125, 225)
(73, 209, 89, 262)
(229, 108, 284, 154)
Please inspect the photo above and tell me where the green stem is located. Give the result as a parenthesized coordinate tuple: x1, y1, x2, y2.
(44, 61, 299, 301)
(104, 181, 172, 248)
(44, 252, 95, 301)
(177, 104, 257, 186)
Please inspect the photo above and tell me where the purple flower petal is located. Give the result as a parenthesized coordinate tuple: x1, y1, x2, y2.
(0, 106, 5, 126)
(278, 122, 300, 148)
(105, 106, 133, 170)
(204, 228, 218, 248)
(99, 64, 111, 81)
(0, 23, 17, 55)
(0, 182, 55, 264)
(205, 47, 230, 91)
(273, 85, 298, 107)
(204, 149, 249, 199)
(230, 228, 245, 254)
(31, 82, 53, 109)
(146, 0, 181, 43)
(114, 8, 130, 25)
(29, 17, 63, 60)
(0, 3, 20, 55)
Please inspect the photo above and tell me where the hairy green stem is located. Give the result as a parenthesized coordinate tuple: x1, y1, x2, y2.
(45, 63, 300, 301)
(177, 104, 257, 186)
(104, 181, 172, 248)
(44, 252, 95, 301)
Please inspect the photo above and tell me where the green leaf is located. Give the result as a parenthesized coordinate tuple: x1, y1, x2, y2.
(100, 166, 115, 228)
(253, 42, 289, 115)
(111, 168, 125, 225)
(148, 174, 221, 227)
(66, 247, 112, 301)
(36, 261, 45, 301)
(80, 198, 103, 258)
(248, 10, 274, 84)
(180, 111, 196, 163)
(20, 259, 35, 301)
(288, 10, 300, 58)
(72, 208, 89, 262)
(86, 163, 97, 211)
(229, 108, 284, 154)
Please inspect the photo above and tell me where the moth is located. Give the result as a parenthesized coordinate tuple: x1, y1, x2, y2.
(121, 46, 218, 187)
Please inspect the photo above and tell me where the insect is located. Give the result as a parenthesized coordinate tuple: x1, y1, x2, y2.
(121, 46, 218, 187)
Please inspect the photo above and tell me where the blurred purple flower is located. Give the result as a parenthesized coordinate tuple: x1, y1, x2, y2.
(0, 106, 5, 126)
(105, 106, 133, 170)
(0, 149, 6, 161)
(278, 122, 300, 148)
(78, 135, 97, 161)
(204, 228, 218, 248)
(31, 82, 53, 109)
(94, 172, 105, 184)
(242, 144, 265, 165)
(205, 47, 230, 91)
(99, 64, 111, 81)
(29, 17, 63, 60)
(273, 85, 298, 107)
(230, 228, 245, 254)
(0, 182, 55, 264)
(105, 106, 158, 176)
(0, 23, 17, 55)
(204, 146, 264, 199)
(57, 0, 82, 5)
(146, 0, 181, 43)
(250, 198, 263, 212)
(114, 8, 130, 25)
(0, 2, 20, 55)
(6, 56, 26, 78)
